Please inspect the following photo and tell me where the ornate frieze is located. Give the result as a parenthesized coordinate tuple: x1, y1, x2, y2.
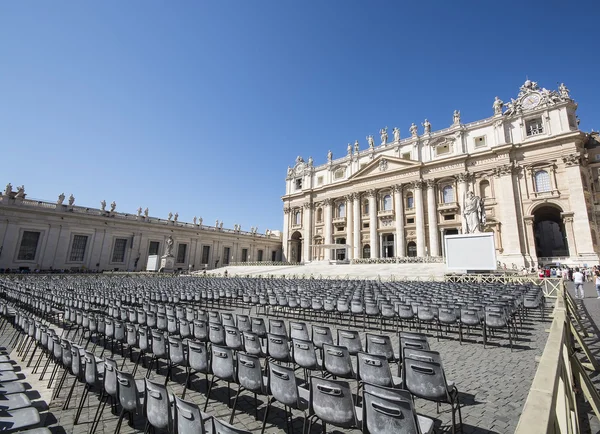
(493, 164, 513, 178)
(411, 180, 424, 189)
(562, 153, 580, 167)
(322, 198, 332, 206)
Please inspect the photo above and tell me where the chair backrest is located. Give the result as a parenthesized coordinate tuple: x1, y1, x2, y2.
(210, 345, 236, 382)
(363, 391, 421, 434)
(266, 333, 291, 362)
(400, 338, 430, 354)
(365, 333, 395, 362)
(251, 317, 267, 338)
(193, 320, 208, 341)
(116, 370, 140, 411)
(84, 350, 100, 385)
(145, 378, 172, 430)
(151, 330, 167, 357)
(174, 396, 206, 434)
(236, 315, 251, 332)
(292, 338, 319, 370)
(104, 358, 118, 397)
(126, 324, 137, 346)
(168, 336, 186, 365)
(212, 417, 252, 434)
(267, 363, 299, 408)
(269, 319, 287, 337)
(289, 322, 310, 341)
(138, 326, 150, 352)
(209, 323, 225, 345)
(187, 340, 209, 373)
(242, 331, 263, 357)
(311, 325, 333, 349)
(357, 352, 394, 388)
(236, 352, 265, 394)
(337, 329, 363, 355)
(309, 376, 358, 428)
(222, 312, 235, 327)
(403, 356, 450, 403)
(323, 343, 355, 379)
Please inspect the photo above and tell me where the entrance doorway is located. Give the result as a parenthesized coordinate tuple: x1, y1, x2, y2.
(407, 241, 417, 257)
(335, 238, 347, 261)
(363, 244, 371, 259)
(533, 205, 569, 258)
(382, 234, 394, 258)
(290, 231, 302, 263)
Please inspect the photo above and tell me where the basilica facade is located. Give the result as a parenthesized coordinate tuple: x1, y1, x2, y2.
(0, 190, 282, 272)
(282, 80, 600, 269)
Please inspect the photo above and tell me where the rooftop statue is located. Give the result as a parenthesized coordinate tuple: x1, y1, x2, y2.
(110, 201, 116, 212)
(16, 185, 25, 198)
(559, 82, 570, 99)
(174, 213, 178, 222)
(68, 194, 74, 206)
(193, 216, 197, 225)
(198, 217, 202, 225)
(453, 110, 461, 125)
(354, 140, 359, 153)
(367, 135, 375, 149)
(308, 156, 313, 166)
(219, 221, 223, 229)
(57, 193, 65, 205)
(347, 143, 352, 155)
(493, 96, 504, 115)
(380, 127, 388, 145)
(144, 207, 149, 217)
(327, 150, 332, 162)
(101, 200, 106, 211)
(393, 127, 400, 142)
(137, 207, 142, 216)
(168, 212, 173, 221)
(410, 123, 418, 137)
(4, 183, 12, 196)
(422, 119, 431, 134)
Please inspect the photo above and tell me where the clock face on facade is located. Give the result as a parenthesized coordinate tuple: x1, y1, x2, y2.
(295, 163, 304, 174)
(521, 92, 541, 110)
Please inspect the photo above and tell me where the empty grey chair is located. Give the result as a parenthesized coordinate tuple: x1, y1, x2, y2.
(268, 319, 287, 337)
(209, 323, 226, 345)
(337, 329, 363, 355)
(174, 396, 207, 434)
(147, 329, 168, 378)
(357, 352, 401, 391)
(224, 326, 244, 351)
(222, 312, 236, 327)
(205, 345, 236, 411)
(166, 336, 187, 384)
(145, 378, 173, 433)
(242, 331, 266, 358)
(115, 370, 144, 433)
(362, 391, 432, 434)
(322, 343, 356, 380)
(134, 326, 150, 376)
(236, 315, 252, 333)
(0, 392, 33, 410)
(74, 350, 103, 425)
(289, 322, 310, 341)
(251, 317, 267, 339)
(179, 319, 192, 340)
(213, 417, 252, 434)
(365, 333, 399, 366)
(230, 352, 267, 423)
(292, 338, 321, 383)
(0, 407, 42, 432)
(400, 337, 430, 355)
(193, 320, 208, 342)
(266, 333, 292, 364)
(307, 376, 359, 432)
(90, 358, 119, 434)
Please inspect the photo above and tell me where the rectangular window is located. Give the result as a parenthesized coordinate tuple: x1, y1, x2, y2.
(526, 118, 544, 136)
(337, 226, 345, 232)
(402, 152, 411, 160)
(241, 248, 248, 262)
(111, 238, 128, 263)
(436, 143, 450, 156)
(363, 223, 369, 229)
(223, 247, 231, 265)
(474, 136, 486, 148)
(148, 241, 160, 256)
(176, 244, 187, 263)
(444, 214, 455, 221)
(271, 251, 277, 261)
(17, 231, 41, 261)
(201, 246, 210, 264)
(69, 235, 88, 262)
(295, 178, 302, 190)
(334, 169, 344, 180)
(317, 176, 323, 185)
(257, 250, 264, 261)
(407, 217, 415, 224)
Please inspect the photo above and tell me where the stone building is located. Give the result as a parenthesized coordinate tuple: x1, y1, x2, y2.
(0, 190, 282, 272)
(282, 80, 600, 268)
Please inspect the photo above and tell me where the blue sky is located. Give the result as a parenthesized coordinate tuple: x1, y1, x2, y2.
(2, 1, 599, 232)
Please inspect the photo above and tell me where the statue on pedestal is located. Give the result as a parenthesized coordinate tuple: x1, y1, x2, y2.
(193, 216, 197, 225)
(16, 186, 25, 198)
(327, 150, 332, 163)
(354, 140, 359, 154)
(308, 156, 313, 166)
(493, 96, 504, 115)
(164, 236, 174, 257)
(144, 207, 149, 217)
(453, 110, 461, 125)
(559, 83, 570, 99)
(410, 123, 418, 137)
(174, 213, 178, 222)
(347, 143, 352, 156)
(198, 217, 203, 226)
(215, 219, 219, 228)
(219, 221, 223, 229)
(366, 135, 375, 149)
(137, 207, 142, 217)
(393, 127, 400, 142)
(422, 119, 431, 134)
(57, 193, 65, 205)
(110, 201, 116, 212)
(168, 212, 173, 221)
(100, 200, 106, 211)
(4, 183, 12, 196)
(462, 191, 486, 233)
(380, 127, 388, 145)
(68, 194, 75, 206)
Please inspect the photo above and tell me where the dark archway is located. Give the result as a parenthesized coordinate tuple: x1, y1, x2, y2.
(407, 241, 417, 257)
(362, 244, 371, 259)
(290, 231, 302, 263)
(533, 205, 569, 258)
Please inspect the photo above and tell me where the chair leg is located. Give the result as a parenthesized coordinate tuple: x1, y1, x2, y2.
(63, 376, 78, 410)
(90, 391, 107, 434)
(74, 384, 90, 424)
(203, 376, 216, 411)
(114, 408, 126, 434)
(260, 397, 272, 434)
(229, 385, 243, 424)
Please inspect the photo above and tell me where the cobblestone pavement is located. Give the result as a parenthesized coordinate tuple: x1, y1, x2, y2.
(1, 300, 553, 434)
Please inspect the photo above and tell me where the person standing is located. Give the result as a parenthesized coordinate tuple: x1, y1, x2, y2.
(595, 271, 600, 299)
(574, 268, 585, 299)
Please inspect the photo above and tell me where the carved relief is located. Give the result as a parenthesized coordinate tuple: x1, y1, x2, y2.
(411, 180, 424, 189)
(322, 198, 332, 206)
(493, 164, 513, 178)
(562, 153, 580, 167)
(366, 189, 377, 198)
(455, 172, 471, 183)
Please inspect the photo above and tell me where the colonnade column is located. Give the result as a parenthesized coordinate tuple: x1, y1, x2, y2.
(346, 195, 353, 260)
(457, 173, 469, 233)
(414, 180, 426, 257)
(302, 202, 312, 262)
(561, 213, 578, 257)
(353, 193, 361, 259)
(440, 228, 446, 257)
(393, 185, 405, 257)
(426, 180, 439, 256)
(282, 207, 291, 261)
(323, 198, 332, 261)
(523, 216, 537, 265)
(367, 189, 379, 258)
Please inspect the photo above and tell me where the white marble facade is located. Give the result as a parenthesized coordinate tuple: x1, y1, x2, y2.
(282, 80, 600, 268)
(0, 193, 282, 272)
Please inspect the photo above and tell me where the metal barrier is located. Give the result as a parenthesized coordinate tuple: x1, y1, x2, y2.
(515, 281, 600, 433)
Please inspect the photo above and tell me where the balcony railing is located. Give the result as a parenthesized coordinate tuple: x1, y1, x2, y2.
(377, 209, 394, 217)
(332, 216, 346, 224)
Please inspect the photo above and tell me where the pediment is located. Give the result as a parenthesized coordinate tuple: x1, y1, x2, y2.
(349, 155, 420, 181)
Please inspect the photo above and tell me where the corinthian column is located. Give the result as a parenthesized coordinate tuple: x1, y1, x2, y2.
(367, 189, 379, 258)
(426, 180, 439, 256)
(393, 185, 405, 257)
(456, 172, 469, 233)
(303, 202, 313, 262)
(323, 198, 332, 260)
(413, 180, 426, 257)
(345, 195, 353, 260)
(353, 193, 361, 259)
(283, 207, 291, 261)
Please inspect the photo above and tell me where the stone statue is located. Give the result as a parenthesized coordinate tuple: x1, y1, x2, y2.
(57, 193, 65, 205)
(462, 191, 486, 233)
(144, 207, 149, 217)
(354, 140, 359, 153)
(295, 155, 304, 164)
(15, 186, 25, 198)
(4, 183, 12, 196)
(422, 119, 431, 134)
(168, 212, 173, 221)
(219, 221, 223, 229)
(215, 219, 219, 228)
(68, 194, 75, 206)
(193, 216, 197, 225)
(199, 217, 203, 226)
(327, 150, 332, 162)
(174, 213, 178, 222)
(287, 167, 293, 177)
(493, 96, 504, 115)
(137, 207, 142, 216)
(380, 127, 388, 145)
(453, 110, 461, 125)
(308, 156, 313, 166)
(410, 123, 418, 137)
(164, 236, 174, 257)
(393, 127, 400, 142)
(110, 201, 116, 212)
(100, 200, 106, 211)
(347, 143, 352, 156)
(559, 83, 570, 99)
(367, 135, 375, 149)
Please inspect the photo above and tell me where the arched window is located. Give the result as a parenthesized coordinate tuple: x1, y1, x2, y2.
(363, 200, 369, 215)
(383, 194, 392, 211)
(406, 193, 414, 209)
(480, 180, 491, 199)
(338, 202, 346, 218)
(294, 211, 301, 225)
(534, 170, 551, 193)
(442, 185, 454, 204)
(316, 207, 323, 222)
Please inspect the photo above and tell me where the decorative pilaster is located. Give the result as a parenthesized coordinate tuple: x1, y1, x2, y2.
(303, 202, 313, 262)
(345, 194, 354, 260)
(412, 180, 426, 257)
(561, 213, 577, 257)
(367, 189, 379, 258)
(425, 179, 439, 256)
(353, 193, 361, 259)
(456, 172, 470, 233)
(392, 185, 405, 257)
(283, 206, 291, 261)
(523, 216, 537, 264)
(323, 198, 333, 260)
